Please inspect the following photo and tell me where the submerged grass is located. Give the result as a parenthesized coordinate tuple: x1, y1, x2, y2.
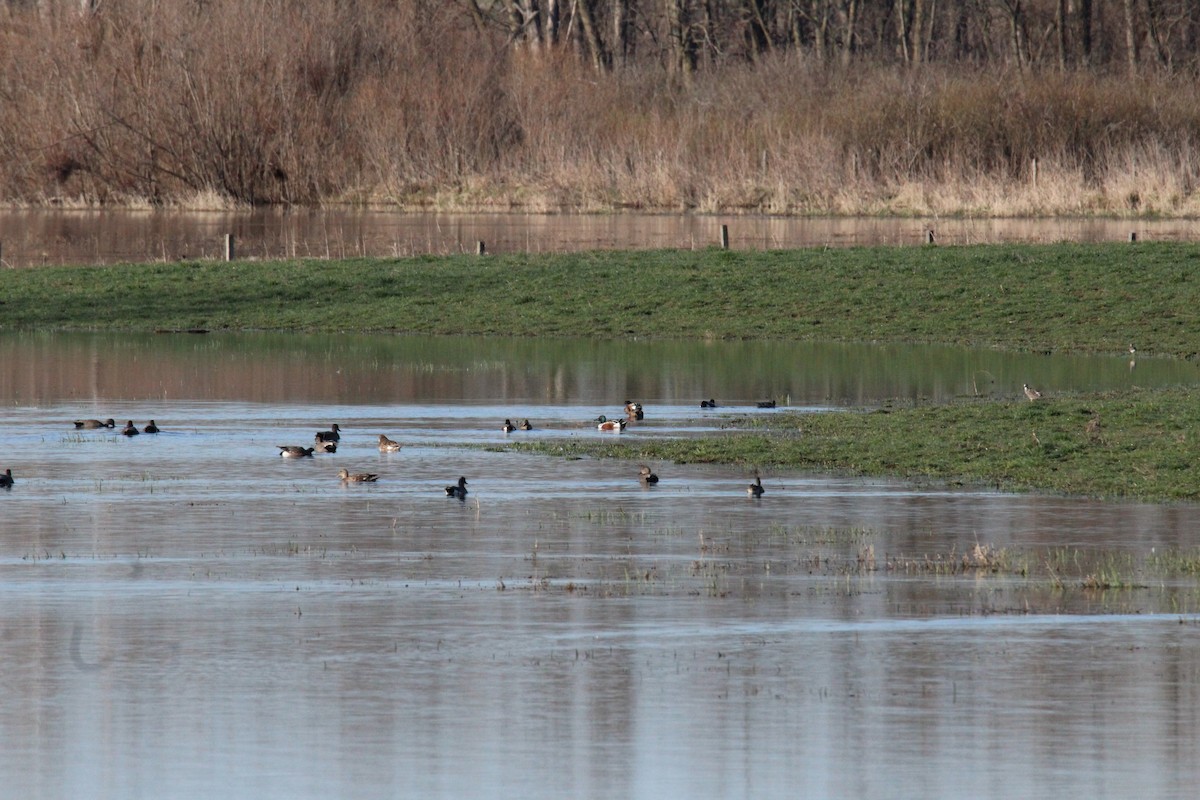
(4, 242, 1200, 357)
(510, 387, 1200, 501)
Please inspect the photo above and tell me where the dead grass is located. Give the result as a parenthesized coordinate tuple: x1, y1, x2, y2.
(2, 5, 1200, 214)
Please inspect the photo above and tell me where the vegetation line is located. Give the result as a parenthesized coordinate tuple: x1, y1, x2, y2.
(4, 242, 1200, 360)
(4, 4, 1200, 213)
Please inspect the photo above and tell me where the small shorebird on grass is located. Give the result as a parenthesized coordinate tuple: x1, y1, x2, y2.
(445, 476, 468, 499)
(339, 468, 379, 483)
(378, 434, 402, 452)
(279, 446, 315, 458)
(1023, 383, 1043, 401)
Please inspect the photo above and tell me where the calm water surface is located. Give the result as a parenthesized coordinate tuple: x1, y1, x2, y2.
(3, 333, 1200, 799)
(2, 209, 1199, 267)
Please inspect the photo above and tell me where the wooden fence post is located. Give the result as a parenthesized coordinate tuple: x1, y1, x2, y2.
(223, 234, 235, 262)
(476, 240, 486, 255)
(719, 224, 729, 249)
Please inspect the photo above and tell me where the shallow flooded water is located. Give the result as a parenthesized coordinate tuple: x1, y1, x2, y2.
(3, 333, 1200, 799)
(2, 208, 1199, 267)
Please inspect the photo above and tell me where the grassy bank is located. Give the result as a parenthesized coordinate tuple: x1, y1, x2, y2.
(4, 242, 1200, 358)
(508, 387, 1200, 502)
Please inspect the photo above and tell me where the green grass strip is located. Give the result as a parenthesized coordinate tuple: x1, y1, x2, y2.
(508, 387, 1200, 501)
(3, 242, 1199, 357)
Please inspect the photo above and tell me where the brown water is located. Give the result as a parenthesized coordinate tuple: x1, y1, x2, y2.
(3, 333, 1200, 799)
(1, 209, 1198, 267)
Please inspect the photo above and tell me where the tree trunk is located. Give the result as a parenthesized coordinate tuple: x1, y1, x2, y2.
(1122, 0, 1138, 74)
(577, 0, 607, 69)
(544, 0, 559, 47)
(840, 0, 858, 68)
(1143, 0, 1170, 68)
(1056, 0, 1068, 69)
(611, 0, 627, 67)
(746, 0, 773, 58)
(667, 0, 694, 75)
(1079, 0, 1092, 64)
(896, 0, 911, 63)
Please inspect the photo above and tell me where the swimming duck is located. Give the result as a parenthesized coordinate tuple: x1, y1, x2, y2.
(143, 420, 160, 434)
(0, 468, 12, 488)
(756, 400, 776, 409)
(315, 424, 341, 443)
(700, 399, 717, 408)
(502, 419, 516, 433)
(315, 441, 337, 453)
(747, 474, 765, 498)
(278, 445, 316, 458)
(339, 468, 379, 483)
(596, 415, 627, 432)
(445, 476, 468, 499)
(638, 465, 659, 485)
(74, 418, 115, 429)
(624, 401, 644, 420)
(518, 419, 533, 431)
(121, 420, 140, 436)
(1023, 383, 1043, 401)
(378, 434, 402, 452)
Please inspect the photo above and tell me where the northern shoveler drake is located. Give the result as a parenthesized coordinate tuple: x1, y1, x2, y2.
(143, 420, 160, 434)
(121, 420, 140, 436)
(700, 399, 717, 408)
(339, 468, 379, 483)
(74, 418, 115, 429)
(747, 474, 765, 498)
(0, 468, 12, 488)
(624, 401, 644, 420)
(638, 465, 659, 485)
(1023, 383, 1042, 401)
(315, 424, 341, 443)
(279, 445, 315, 458)
(502, 419, 516, 433)
(596, 415, 627, 432)
(518, 419, 533, 431)
(315, 441, 337, 453)
(445, 476, 468, 499)
(378, 434, 402, 452)
(756, 400, 776, 409)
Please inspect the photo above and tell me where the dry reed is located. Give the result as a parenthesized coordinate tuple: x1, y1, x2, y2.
(2, 2, 1199, 215)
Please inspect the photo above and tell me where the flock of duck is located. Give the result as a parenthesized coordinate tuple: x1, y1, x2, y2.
(1, 400, 769, 497)
(74, 418, 160, 435)
(269, 399, 767, 499)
